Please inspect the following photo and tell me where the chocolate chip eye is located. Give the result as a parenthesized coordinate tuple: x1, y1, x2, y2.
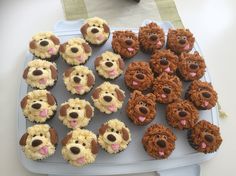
(72, 107, 75, 110)
(107, 58, 109, 61)
(105, 91, 108, 94)
(183, 36, 187, 40)
(98, 25, 101, 28)
(33, 134, 36, 137)
(163, 136, 167, 140)
(76, 73, 79, 76)
(83, 143, 86, 146)
(112, 60, 114, 62)
(111, 128, 114, 132)
(81, 75, 84, 77)
(93, 24, 96, 27)
(157, 134, 160, 138)
(33, 100, 36, 102)
(39, 99, 43, 102)
(194, 61, 198, 65)
(40, 133, 43, 136)
(77, 107, 81, 110)
(43, 68, 46, 70)
(177, 36, 181, 40)
(75, 140, 79, 144)
(116, 131, 119, 134)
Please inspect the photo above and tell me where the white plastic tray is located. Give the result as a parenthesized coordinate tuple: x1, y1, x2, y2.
(17, 20, 219, 176)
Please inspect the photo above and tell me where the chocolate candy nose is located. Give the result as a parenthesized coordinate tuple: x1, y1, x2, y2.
(163, 87, 171, 94)
(32, 139, 42, 147)
(190, 64, 198, 70)
(125, 39, 133, 46)
(73, 77, 81, 83)
(136, 73, 144, 80)
(205, 134, 214, 143)
(103, 95, 112, 102)
(139, 107, 148, 114)
(33, 70, 43, 76)
(202, 92, 211, 98)
(150, 34, 157, 41)
(179, 39, 186, 45)
(105, 61, 113, 67)
(91, 28, 99, 34)
(160, 59, 169, 66)
(69, 112, 78, 119)
(71, 47, 78, 53)
(156, 140, 166, 148)
(107, 134, 116, 142)
(31, 103, 41, 109)
(40, 40, 49, 46)
(179, 111, 187, 117)
(70, 147, 80, 154)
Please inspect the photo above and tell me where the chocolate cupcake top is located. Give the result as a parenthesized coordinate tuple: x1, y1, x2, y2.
(98, 119, 131, 154)
(142, 124, 176, 159)
(124, 61, 154, 91)
(20, 90, 57, 123)
(112, 30, 139, 59)
(188, 120, 222, 153)
(60, 38, 92, 65)
(167, 29, 195, 55)
(153, 73, 182, 104)
(80, 17, 110, 45)
(178, 51, 206, 81)
(186, 80, 217, 110)
(166, 99, 199, 130)
(138, 22, 165, 53)
(29, 32, 60, 59)
(150, 49, 179, 75)
(95, 51, 125, 79)
(127, 90, 156, 125)
(19, 124, 58, 160)
(23, 59, 57, 89)
(63, 65, 95, 95)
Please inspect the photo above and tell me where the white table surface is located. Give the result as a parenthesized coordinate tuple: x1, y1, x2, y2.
(0, 0, 235, 175)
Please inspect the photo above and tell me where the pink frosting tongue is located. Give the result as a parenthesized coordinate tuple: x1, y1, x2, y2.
(138, 116, 146, 122)
(76, 156, 85, 164)
(159, 151, 165, 156)
(132, 81, 138, 86)
(97, 35, 104, 41)
(204, 101, 209, 107)
(108, 105, 116, 112)
(190, 72, 196, 77)
(76, 55, 84, 62)
(127, 47, 134, 52)
(161, 94, 167, 98)
(39, 109, 48, 118)
(180, 119, 186, 126)
(39, 78, 47, 84)
(39, 146, 48, 155)
(108, 69, 117, 76)
(184, 44, 190, 50)
(111, 144, 120, 151)
(157, 41, 162, 47)
(75, 85, 83, 92)
(164, 67, 171, 73)
(70, 120, 78, 128)
(48, 48, 55, 55)
(201, 142, 207, 149)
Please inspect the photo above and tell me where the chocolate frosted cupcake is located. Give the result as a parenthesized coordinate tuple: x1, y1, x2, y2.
(98, 119, 131, 154)
(150, 49, 179, 76)
(112, 30, 139, 59)
(29, 32, 60, 61)
(63, 65, 95, 95)
(23, 59, 57, 90)
(177, 51, 206, 81)
(19, 124, 58, 160)
(95, 51, 125, 79)
(20, 90, 57, 123)
(185, 80, 217, 110)
(167, 29, 195, 55)
(166, 99, 199, 130)
(142, 124, 176, 159)
(153, 73, 182, 104)
(60, 38, 92, 66)
(124, 61, 154, 91)
(138, 22, 165, 53)
(187, 120, 222, 154)
(126, 90, 157, 125)
(80, 17, 110, 45)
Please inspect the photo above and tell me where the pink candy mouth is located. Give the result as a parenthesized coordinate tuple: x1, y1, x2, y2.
(164, 67, 171, 73)
(108, 69, 117, 76)
(158, 150, 165, 156)
(48, 48, 55, 55)
(108, 104, 116, 112)
(76, 56, 84, 62)
(132, 81, 138, 86)
(96, 35, 104, 41)
(75, 85, 83, 92)
(111, 143, 120, 151)
(157, 41, 162, 47)
(184, 44, 190, 50)
(76, 156, 86, 164)
(161, 94, 167, 98)
(138, 116, 146, 122)
(39, 146, 49, 155)
(203, 101, 209, 107)
(38, 78, 47, 84)
(39, 109, 48, 117)
(69, 120, 78, 128)
(127, 47, 134, 52)
(201, 142, 207, 149)
(180, 119, 186, 126)
(190, 72, 196, 77)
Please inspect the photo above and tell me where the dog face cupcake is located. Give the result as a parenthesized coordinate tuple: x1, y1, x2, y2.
(23, 59, 57, 89)
(63, 66, 95, 95)
(61, 129, 98, 167)
(138, 22, 165, 53)
(185, 80, 217, 110)
(98, 119, 131, 154)
(19, 124, 58, 160)
(29, 32, 60, 61)
(92, 82, 125, 114)
(142, 124, 176, 159)
(95, 51, 125, 79)
(150, 49, 178, 75)
(166, 99, 199, 130)
(80, 17, 110, 45)
(127, 90, 156, 125)
(177, 51, 206, 81)
(60, 38, 92, 66)
(112, 31, 139, 59)
(59, 98, 94, 129)
(153, 73, 182, 104)
(187, 120, 222, 154)
(167, 29, 195, 55)
(124, 61, 154, 91)
(20, 90, 57, 123)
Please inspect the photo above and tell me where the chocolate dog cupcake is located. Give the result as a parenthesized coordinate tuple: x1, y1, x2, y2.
(150, 49, 179, 76)
(187, 120, 222, 154)
(166, 99, 199, 130)
(142, 124, 176, 159)
(112, 30, 139, 59)
(138, 22, 165, 53)
(185, 80, 218, 110)
(177, 51, 206, 81)
(153, 73, 182, 104)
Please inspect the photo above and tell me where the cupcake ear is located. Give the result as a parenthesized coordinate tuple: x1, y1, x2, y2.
(85, 104, 93, 118)
(23, 66, 30, 79)
(118, 58, 125, 70)
(87, 73, 95, 87)
(122, 127, 129, 141)
(20, 96, 28, 109)
(61, 133, 72, 146)
(49, 128, 58, 145)
(92, 88, 102, 99)
(64, 67, 74, 77)
(60, 104, 69, 116)
(103, 23, 110, 33)
(91, 139, 99, 154)
(50, 35, 60, 45)
(50, 65, 57, 79)
(47, 93, 56, 106)
(81, 23, 89, 36)
(115, 88, 125, 102)
(59, 42, 68, 53)
(95, 57, 102, 67)
(29, 40, 37, 49)
(82, 43, 91, 53)
(19, 133, 28, 146)
(99, 124, 109, 135)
